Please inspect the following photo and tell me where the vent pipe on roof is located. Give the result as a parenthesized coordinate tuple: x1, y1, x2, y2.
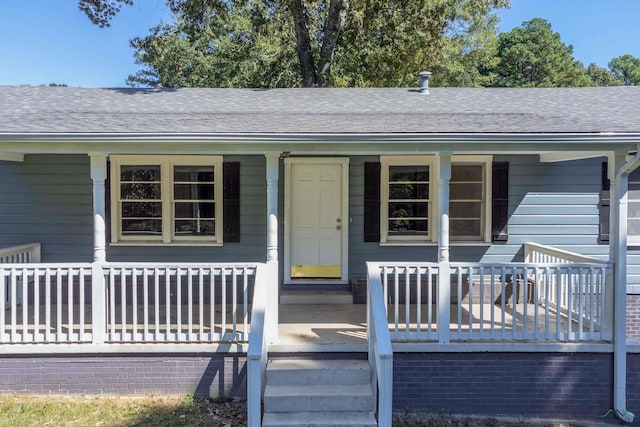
(419, 71, 432, 94)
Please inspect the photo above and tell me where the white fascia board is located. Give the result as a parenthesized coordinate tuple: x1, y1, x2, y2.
(0, 152, 24, 162)
(0, 133, 639, 155)
(539, 151, 611, 163)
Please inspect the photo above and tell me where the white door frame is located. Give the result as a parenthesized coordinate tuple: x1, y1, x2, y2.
(284, 157, 349, 284)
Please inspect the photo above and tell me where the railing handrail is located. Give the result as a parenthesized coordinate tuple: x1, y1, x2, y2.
(247, 263, 269, 427)
(0, 243, 41, 263)
(367, 262, 393, 426)
(524, 242, 608, 265)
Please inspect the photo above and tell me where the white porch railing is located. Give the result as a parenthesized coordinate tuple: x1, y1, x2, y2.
(0, 263, 93, 343)
(0, 260, 264, 346)
(102, 263, 257, 343)
(247, 264, 268, 427)
(367, 262, 393, 427)
(368, 256, 613, 343)
(0, 243, 41, 264)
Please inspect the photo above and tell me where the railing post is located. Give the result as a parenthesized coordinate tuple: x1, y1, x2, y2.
(91, 261, 106, 345)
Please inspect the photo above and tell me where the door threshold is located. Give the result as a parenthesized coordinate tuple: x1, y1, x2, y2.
(280, 289, 353, 304)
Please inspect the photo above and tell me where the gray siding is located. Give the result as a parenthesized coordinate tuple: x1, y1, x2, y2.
(6, 153, 639, 291)
(347, 155, 611, 280)
(0, 155, 93, 262)
(0, 154, 266, 263)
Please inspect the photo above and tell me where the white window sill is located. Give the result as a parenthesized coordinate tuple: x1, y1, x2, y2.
(379, 241, 491, 247)
(110, 242, 223, 247)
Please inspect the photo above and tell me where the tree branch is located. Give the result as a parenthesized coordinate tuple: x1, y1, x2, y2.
(317, 0, 349, 87)
(291, 0, 317, 87)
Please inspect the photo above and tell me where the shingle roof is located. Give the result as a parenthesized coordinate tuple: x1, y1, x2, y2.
(1, 85, 639, 134)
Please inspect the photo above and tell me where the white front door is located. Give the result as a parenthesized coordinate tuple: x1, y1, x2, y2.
(285, 158, 349, 283)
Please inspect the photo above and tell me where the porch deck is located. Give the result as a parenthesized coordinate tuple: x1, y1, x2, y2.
(2, 301, 588, 347)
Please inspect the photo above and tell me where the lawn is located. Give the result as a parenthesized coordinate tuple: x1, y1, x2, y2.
(0, 395, 591, 426)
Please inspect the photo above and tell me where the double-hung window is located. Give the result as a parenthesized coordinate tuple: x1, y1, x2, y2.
(381, 156, 433, 243)
(110, 155, 223, 245)
(629, 167, 640, 245)
(380, 155, 492, 244)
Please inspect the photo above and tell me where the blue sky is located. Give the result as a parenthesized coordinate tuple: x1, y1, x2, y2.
(1, 0, 639, 87)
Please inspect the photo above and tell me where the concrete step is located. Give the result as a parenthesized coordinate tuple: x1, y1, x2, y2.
(280, 290, 353, 304)
(262, 411, 377, 427)
(263, 384, 375, 413)
(267, 358, 370, 386)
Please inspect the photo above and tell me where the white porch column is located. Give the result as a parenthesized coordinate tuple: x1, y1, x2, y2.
(609, 151, 636, 415)
(437, 153, 452, 344)
(265, 152, 280, 344)
(89, 153, 107, 262)
(89, 153, 107, 344)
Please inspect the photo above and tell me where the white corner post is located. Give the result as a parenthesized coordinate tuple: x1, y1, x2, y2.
(437, 153, 451, 344)
(89, 153, 107, 344)
(265, 152, 280, 344)
(610, 150, 640, 415)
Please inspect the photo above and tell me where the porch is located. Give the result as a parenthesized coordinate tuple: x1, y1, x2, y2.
(0, 242, 612, 348)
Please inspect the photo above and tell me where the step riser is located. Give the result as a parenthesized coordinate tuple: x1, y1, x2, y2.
(264, 394, 375, 413)
(262, 412, 377, 427)
(267, 368, 370, 386)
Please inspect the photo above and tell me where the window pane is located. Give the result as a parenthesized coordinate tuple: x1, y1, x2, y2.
(450, 183, 483, 199)
(121, 183, 161, 200)
(174, 166, 214, 183)
(122, 202, 161, 218)
(450, 202, 481, 218)
(452, 165, 483, 182)
(175, 202, 215, 219)
(629, 201, 640, 219)
(175, 220, 215, 235)
(389, 165, 429, 182)
(389, 202, 429, 218)
(121, 166, 161, 182)
(450, 219, 481, 237)
(389, 183, 428, 200)
(388, 219, 428, 235)
(122, 219, 162, 235)
(174, 183, 214, 200)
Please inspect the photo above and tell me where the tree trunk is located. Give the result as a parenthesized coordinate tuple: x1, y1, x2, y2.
(317, 0, 349, 87)
(291, 0, 318, 87)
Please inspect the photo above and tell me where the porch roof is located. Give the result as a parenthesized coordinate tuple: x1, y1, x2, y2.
(1, 85, 640, 136)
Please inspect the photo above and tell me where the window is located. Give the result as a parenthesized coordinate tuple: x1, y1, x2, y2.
(381, 156, 433, 242)
(450, 163, 487, 240)
(110, 156, 223, 244)
(629, 167, 640, 244)
(379, 155, 492, 244)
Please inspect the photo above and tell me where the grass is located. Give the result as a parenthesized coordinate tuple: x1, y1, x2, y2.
(0, 395, 247, 427)
(0, 395, 590, 427)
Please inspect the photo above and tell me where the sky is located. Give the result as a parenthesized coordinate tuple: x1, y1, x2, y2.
(0, 0, 639, 88)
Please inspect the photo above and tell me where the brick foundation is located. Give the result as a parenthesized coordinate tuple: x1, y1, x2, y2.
(628, 294, 640, 338)
(393, 352, 615, 419)
(0, 353, 247, 398)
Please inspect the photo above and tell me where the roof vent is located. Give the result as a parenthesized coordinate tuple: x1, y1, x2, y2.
(419, 71, 432, 95)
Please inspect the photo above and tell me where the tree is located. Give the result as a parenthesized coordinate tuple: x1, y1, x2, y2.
(79, 0, 509, 88)
(608, 54, 640, 86)
(586, 63, 619, 87)
(489, 18, 591, 87)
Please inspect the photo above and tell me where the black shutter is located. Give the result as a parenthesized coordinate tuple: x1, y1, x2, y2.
(364, 162, 381, 242)
(491, 162, 509, 242)
(223, 162, 240, 243)
(599, 161, 610, 243)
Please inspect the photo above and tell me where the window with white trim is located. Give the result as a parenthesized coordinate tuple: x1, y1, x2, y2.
(110, 155, 223, 244)
(380, 155, 491, 244)
(628, 167, 640, 244)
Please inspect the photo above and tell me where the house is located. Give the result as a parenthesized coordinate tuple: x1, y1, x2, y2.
(1, 81, 640, 425)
